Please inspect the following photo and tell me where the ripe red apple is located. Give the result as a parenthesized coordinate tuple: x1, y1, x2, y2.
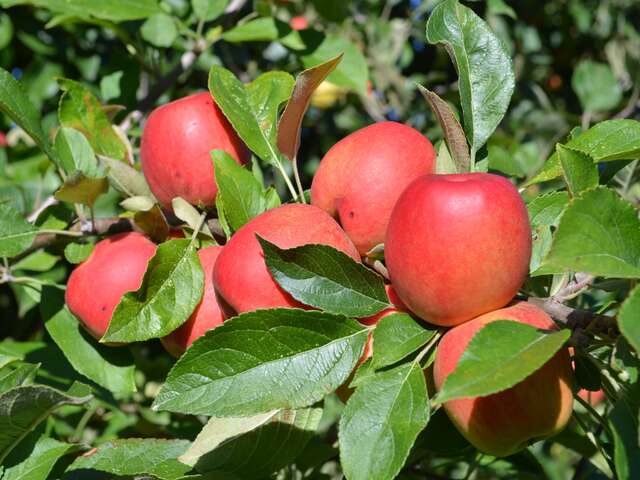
(0, 131, 7, 147)
(289, 15, 308, 30)
(140, 92, 249, 210)
(385, 173, 531, 327)
(311, 121, 436, 255)
(66, 232, 157, 340)
(161, 246, 225, 357)
(433, 302, 573, 457)
(212, 204, 359, 316)
(578, 389, 605, 406)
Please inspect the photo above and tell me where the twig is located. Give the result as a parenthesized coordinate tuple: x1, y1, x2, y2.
(526, 297, 617, 339)
(27, 195, 58, 223)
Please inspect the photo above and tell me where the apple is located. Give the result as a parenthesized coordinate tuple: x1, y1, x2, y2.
(140, 91, 249, 210)
(212, 203, 359, 317)
(66, 232, 157, 340)
(385, 173, 531, 326)
(309, 81, 347, 110)
(578, 389, 605, 406)
(433, 301, 574, 457)
(289, 15, 308, 30)
(311, 121, 436, 255)
(0, 131, 7, 147)
(161, 245, 225, 357)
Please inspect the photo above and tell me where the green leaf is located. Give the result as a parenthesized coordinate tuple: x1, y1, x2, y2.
(609, 382, 640, 480)
(339, 362, 429, 480)
(540, 187, 640, 278)
(277, 55, 342, 162)
(99, 155, 155, 198)
(184, 408, 322, 478)
(418, 86, 470, 172)
(54, 172, 109, 207)
(213, 150, 278, 231)
(54, 127, 100, 177)
(63, 242, 94, 264)
(301, 35, 369, 95)
(99, 71, 123, 102)
(208, 67, 294, 164)
(121, 195, 155, 212)
(557, 144, 599, 196)
(141, 13, 177, 48)
(527, 191, 569, 274)
(619, 285, 640, 355)
(0, 363, 38, 393)
(0, 385, 91, 464)
(41, 287, 136, 395)
(434, 320, 570, 404)
(58, 78, 127, 162)
(259, 238, 390, 317)
(371, 313, 437, 369)
(426, 0, 514, 156)
(572, 60, 622, 113)
(222, 17, 285, 43)
(0, 0, 161, 21)
(67, 439, 191, 480)
(102, 239, 204, 343)
(528, 191, 570, 228)
(566, 119, 640, 163)
(0, 203, 37, 258)
(2, 434, 78, 480)
(180, 411, 279, 467)
(192, 0, 228, 21)
(0, 67, 58, 165)
(527, 120, 640, 185)
(11, 251, 58, 272)
(153, 309, 367, 416)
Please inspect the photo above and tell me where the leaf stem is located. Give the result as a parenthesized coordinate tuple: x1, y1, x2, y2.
(291, 155, 307, 204)
(190, 212, 208, 244)
(37, 229, 84, 237)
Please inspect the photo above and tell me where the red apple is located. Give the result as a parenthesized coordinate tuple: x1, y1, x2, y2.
(212, 204, 359, 317)
(161, 246, 225, 357)
(311, 121, 436, 255)
(289, 15, 308, 30)
(578, 389, 605, 406)
(385, 173, 531, 326)
(66, 232, 157, 340)
(140, 92, 249, 210)
(0, 131, 7, 147)
(433, 302, 574, 457)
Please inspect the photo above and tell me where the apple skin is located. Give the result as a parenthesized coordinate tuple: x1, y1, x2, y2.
(311, 121, 436, 255)
(66, 232, 157, 340)
(289, 15, 308, 30)
(140, 92, 249, 210)
(578, 389, 605, 406)
(213, 204, 360, 317)
(161, 246, 225, 357)
(433, 301, 574, 457)
(385, 173, 531, 327)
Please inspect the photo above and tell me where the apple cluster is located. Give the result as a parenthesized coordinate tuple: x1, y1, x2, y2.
(65, 91, 574, 457)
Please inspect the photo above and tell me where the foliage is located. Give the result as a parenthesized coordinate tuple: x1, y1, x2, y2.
(1, 0, 640, 479)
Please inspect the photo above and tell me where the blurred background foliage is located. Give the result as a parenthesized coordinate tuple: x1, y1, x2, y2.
(0, 1, 639, 478)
